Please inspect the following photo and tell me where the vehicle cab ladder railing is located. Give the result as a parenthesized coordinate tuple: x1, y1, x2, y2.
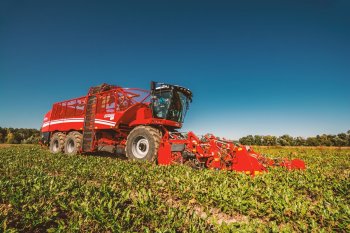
(82, 95, 97, 152)
(82, 83, 118, 152)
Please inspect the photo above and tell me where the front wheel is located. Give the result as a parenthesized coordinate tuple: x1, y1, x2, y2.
(126, 126, 161, 162)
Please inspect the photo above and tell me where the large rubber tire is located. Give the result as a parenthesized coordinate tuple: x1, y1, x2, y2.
(64, 131, 83, 155)
(126, 126, 161, 162)
(49, 132, 66, 154)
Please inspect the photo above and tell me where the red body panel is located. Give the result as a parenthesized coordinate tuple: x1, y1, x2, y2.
(41, 88, 181, 133)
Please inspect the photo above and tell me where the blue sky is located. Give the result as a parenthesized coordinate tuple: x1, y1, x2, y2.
(0, 0, 349, 139)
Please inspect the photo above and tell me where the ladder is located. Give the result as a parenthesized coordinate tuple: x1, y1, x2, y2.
(82, 83, 117, 152)
(82, 95, 97, 152)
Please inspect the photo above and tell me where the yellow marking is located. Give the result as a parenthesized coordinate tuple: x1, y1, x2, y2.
(238, 148, 243, 151)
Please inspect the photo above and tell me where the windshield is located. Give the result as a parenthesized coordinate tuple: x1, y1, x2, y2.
(152, 90, 172, 119)
(167, 91, 188, 122)
(151, 90, 190, 122)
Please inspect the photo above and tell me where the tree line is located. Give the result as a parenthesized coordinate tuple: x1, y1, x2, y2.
(1, 126, 350, 147)
(0, 127, 40, 144)
(239, 130, 350, 147)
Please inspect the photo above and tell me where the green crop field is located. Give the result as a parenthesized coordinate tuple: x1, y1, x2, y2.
(0, 145, 349, 232)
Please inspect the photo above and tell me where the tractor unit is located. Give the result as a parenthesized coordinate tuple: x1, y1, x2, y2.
(41, 82, 305, 174)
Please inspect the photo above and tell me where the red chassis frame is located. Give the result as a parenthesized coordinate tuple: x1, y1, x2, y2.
(157, 129, 306, 175)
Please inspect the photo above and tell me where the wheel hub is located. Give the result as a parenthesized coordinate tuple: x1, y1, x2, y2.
(132, 136, 149, 159)
(52, 140, 59, 152)
(67, 139, 75, 153)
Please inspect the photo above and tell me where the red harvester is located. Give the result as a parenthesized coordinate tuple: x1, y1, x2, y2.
(41, 82, 305, 174)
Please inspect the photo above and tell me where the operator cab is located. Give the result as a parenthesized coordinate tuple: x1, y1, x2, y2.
(150, 82, 192, 123)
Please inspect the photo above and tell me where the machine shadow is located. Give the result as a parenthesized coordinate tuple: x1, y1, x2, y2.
(83, 151, 128, 160)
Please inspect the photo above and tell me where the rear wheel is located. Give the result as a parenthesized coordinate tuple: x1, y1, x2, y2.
(64, 131, 83, 155)
(126, 126, 161, 162)
(49, 132, 66, 154)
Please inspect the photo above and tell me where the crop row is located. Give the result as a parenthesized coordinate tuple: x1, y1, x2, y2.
(0, 146, 349, 232)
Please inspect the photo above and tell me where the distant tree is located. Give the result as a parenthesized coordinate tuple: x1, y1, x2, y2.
(278, 134, 294, 146)
(6, 132, 15, 144)
(0, 127, 40, 144)
(263, 135, 277, 146)
(306, 137, 320, 146)
(238, 131, 350, 147)
(0, 127, 7, 143)
(315, 134, 331, 146)
(239, 135, 254, 145)
(23, 135, 40, 144)
(329, 135, 338, 146)
(333, 136, 347, 147)
(294, 136, 305, 146)
(334, 135, 346, 146)
(338, 133, 347, 141)
(254, 135, 263, 146)
(13, 132, 24, 144)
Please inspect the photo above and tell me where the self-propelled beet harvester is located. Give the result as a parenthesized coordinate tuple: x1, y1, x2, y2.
(41, 82, 305, 174)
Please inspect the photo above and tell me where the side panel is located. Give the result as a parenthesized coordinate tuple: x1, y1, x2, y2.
(47, 118, 85, 132)
(44, 118, 117, 132)
(41, 110, 52, 132)
(46, 96, 87, 132)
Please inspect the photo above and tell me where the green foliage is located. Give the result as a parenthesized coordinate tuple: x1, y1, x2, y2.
(239, 130, 350, 146)
(1, 145, 349, 232)
(5, 132, 14, 144)
(0, 127, 40, 144)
